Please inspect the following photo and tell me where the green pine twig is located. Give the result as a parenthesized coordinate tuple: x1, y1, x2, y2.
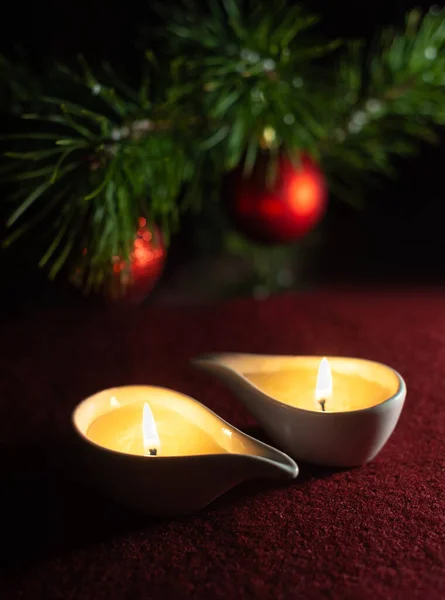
(1, 3, 445, 291)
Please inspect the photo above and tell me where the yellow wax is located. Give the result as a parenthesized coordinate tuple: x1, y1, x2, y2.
(248, 368, 393, 412)
(87, 401, 226, 456)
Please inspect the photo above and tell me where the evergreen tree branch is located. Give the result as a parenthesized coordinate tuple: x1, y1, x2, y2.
(0, 3, 445, 290)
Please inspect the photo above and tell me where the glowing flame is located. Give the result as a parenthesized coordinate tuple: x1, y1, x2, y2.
(315, 357, 332, 410)
(142, 402, 161, 456)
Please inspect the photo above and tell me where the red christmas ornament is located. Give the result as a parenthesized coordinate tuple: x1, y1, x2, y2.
(227, 154, 327, 243)
(107, 218, 166, 304)
(72, 218, 166, 304)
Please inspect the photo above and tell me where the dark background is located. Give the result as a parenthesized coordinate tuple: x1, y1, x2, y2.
(1, 0, 444, 312)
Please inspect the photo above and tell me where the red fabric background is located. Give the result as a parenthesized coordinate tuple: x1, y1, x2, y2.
(0, 289, 444, 599)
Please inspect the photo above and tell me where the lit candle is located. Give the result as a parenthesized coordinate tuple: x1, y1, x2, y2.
(193, 354, 407, 467)
(86, 394, 225, 457)
(234, 356, 397, 412)
(72, 385, 299, 514)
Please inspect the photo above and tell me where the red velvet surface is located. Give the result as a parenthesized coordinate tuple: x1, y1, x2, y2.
(1, 290, 444, 599)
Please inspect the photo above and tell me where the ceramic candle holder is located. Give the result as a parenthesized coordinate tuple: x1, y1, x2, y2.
(193, 354, 406, 468)
(72, 386, 298, 515)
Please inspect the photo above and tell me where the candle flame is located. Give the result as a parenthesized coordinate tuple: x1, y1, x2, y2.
(315, 357, 332, 406)
(142, 402, 161, 456)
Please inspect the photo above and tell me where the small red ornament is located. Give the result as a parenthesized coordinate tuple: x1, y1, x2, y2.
(72, 218, 166, 304)
(107, 218, 166, 304)
(227, 154, 327, 243)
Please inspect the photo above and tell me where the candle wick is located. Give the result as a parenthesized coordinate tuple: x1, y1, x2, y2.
(149, 448, 158, 456)
(318, 399, 326, 412)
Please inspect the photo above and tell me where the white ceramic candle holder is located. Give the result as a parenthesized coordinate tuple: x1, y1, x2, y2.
(193, 354, 406, 468)
(72, 386, 298, 515)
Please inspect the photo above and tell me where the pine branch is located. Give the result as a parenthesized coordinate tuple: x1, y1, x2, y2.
(313, 7, 445, 203)
(2, 3, 445, 291)
(0, 58, 193, 287)
(148, 0, 341, 170)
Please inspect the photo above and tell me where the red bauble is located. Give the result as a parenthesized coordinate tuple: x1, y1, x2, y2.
(227, 154, 327, 243)
(71, 218, 166, 304)
(107, 218, 166, 304)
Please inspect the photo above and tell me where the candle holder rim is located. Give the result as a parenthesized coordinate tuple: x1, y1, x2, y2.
(192, 353, 406, 416)
(71, 384, 298, 475)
